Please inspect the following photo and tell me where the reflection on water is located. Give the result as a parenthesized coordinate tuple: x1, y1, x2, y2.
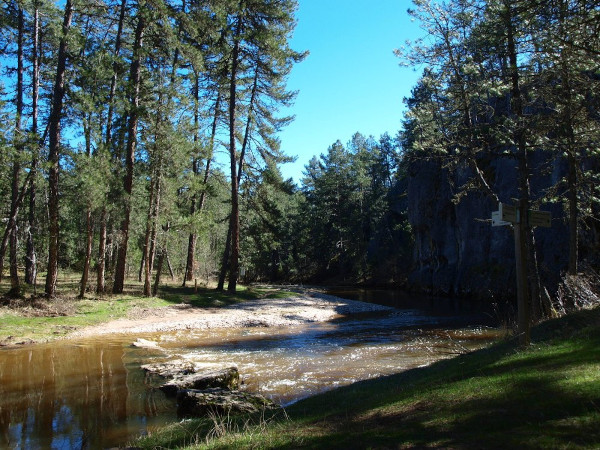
(0, 291, 503, 448)
(0, 340, 177, 448)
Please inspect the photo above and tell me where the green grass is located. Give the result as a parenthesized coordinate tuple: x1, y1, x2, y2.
(134, 306, 600, 449)
(0, 296, 173, 344)
(0, 275, 295, 345)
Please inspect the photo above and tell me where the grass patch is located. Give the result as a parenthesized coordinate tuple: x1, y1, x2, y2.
(133, 306, 600, 449)
(0, 295, 172, 345)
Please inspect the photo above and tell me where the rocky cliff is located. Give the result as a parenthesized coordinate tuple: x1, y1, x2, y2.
(406, 153, 570, 300)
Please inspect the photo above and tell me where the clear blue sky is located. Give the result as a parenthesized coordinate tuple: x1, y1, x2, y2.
(278, 0, 423, 183)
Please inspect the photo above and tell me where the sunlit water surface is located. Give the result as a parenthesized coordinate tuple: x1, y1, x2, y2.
(0, 292, 503, 448)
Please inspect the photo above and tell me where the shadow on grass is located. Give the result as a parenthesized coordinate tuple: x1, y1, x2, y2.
(132, 306, 600, 449)
(157, 284, 293, 309)
(279, 307, 600, 449)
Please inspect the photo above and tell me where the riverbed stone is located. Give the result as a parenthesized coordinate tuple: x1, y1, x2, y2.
(141, 359, 200, 378)
(160, 367, 240, 396)
(176, 388, 278, 417)
(132, 338, 163, 350)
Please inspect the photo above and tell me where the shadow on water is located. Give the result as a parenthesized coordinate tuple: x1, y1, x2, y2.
(326, 287, 513, 327)
(0, 289, 504, 448)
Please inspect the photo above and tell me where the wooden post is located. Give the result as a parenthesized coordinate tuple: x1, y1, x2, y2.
(514, 202, 530, 347)
(494, 202, 543, 347)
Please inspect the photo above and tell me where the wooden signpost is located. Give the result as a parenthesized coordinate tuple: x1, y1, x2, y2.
(491, 202, 551, 346)
(492, 202, 551, 229)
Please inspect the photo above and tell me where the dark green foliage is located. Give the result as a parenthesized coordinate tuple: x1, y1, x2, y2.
(1, 0, 598, 297)
(0, 0, 304, 294)
(396, 0, 600, 304)
(294, 133, 412, 284)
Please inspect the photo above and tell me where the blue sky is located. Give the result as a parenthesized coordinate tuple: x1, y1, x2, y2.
(278, 0, 423, 182)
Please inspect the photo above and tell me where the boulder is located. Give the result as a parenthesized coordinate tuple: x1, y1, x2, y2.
(141, 359, 199, 378)
(132, 338, 163, 350)
(176, 388, 278, 417)
(160, 367, 240, 396)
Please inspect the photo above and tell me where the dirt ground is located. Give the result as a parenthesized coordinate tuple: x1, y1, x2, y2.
(70, 291, 393, 338)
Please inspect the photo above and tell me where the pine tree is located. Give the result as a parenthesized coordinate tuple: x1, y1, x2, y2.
(45, 0, 73, 298)
(113, 4, 146, 294)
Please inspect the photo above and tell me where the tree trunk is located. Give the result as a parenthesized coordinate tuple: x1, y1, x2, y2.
(7, 5, 25, 297)
(567, 152, 578, 275)
(219, 59, 259, 291)
(184, 91, 221, 286)
(97, 0, 126, 294)
(166, 252, 175, 280)
(45, 0, 73, 298)
(25, 0, 40, 286)
(152, 248, 165, 297)
(79, 115, 94, 298)
(143, 174, 161, 297)
(226, 65, 259, 291)
(503, 0, 540, 344)
(183, 76, 200, 286)
(141, 175, 155, 290)
(138, 250, 146, 282)
(183, 231, 196, 285)
(152, 223, 170, 296)
(97, 208, 107, 294)
(105, 0, 127, 144)
(561, 33, 579, 276)
(217, 226, 231, 291)
(226, 21, 242, 293)
(113, 13, 145, 294)
(199, 93, 221, 212)
(96, 0, 127, 294)
(0, 171, 33, 284)
(79, 209, 93, 298)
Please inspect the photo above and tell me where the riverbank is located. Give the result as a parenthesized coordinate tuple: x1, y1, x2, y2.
(70, 289, 393, 337)
(0, 283, 391, 346)
(133, 305, 600, 449)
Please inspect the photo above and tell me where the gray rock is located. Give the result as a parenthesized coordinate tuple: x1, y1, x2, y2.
(132, 338, 163, 350)
(176, 388, 278, 417)
(160, 367, 240, 396)
(141, 359, 199, 378)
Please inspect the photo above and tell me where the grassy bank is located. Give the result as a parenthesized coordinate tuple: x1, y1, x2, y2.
(0, 275, 294, 345)
(134, 306, 600, 449)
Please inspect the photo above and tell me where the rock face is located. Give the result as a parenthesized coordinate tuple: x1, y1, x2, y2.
(177, 388, 278, 417)
(405, 153, 571, 299)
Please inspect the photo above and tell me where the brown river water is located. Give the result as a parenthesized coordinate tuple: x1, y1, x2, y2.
(0, 291, 504, 449)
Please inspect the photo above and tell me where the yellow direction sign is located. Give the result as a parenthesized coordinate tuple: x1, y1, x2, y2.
(528, 210, 551, 228)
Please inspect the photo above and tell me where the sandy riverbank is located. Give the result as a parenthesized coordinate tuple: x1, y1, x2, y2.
(70, 290, 394, 338)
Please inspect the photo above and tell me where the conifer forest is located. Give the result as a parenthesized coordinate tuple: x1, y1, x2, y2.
(1, 0, 599, 319)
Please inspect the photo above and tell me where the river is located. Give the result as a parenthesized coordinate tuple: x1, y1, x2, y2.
(0, 290, 502, 448)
